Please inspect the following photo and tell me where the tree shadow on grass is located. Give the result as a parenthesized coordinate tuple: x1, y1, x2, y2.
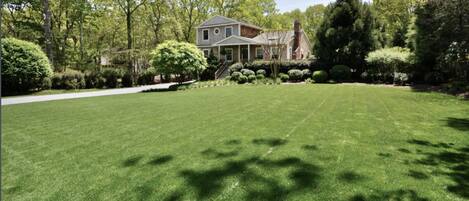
(122, 155, 144, 167)
(148, 155, 173, 166)
(349, 189, 429, 201)
(252, 138, 287, 147)
(301, 144, 318, 151)
(405, 139, 469, 199)
(407, 170, 429, 180)
(338, 171, 366, 183)
(445, 117, 469, 132)
(179, 156, 320, 201)
(407, 139, 454, 148)
(200, 148, 239, 159)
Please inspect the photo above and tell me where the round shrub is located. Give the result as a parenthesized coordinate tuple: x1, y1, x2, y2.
(85, 71, 102, 88)
(1, 38, 53, 93)
(256, 74, 265, 80)
(102, 68, 123, 88)
(229, 62, 243, 72)
(231, 72, 242, 81)
(288, 69, 303, 82)
(52, 70, 86, 89)
(121, 72, 133, 87)
(224, 76, 232, 81)
(238, 75, 248, 84)
(312, 70, 328, 83)
(302, 69, 312, 79)
(42, 77, 52, 89)
(330, 65, 351, 81)
(256, 69, 267, 76)
(279, 73, 289, 82)
(248, 75, 256, 83)
(241, 69, 255, 76)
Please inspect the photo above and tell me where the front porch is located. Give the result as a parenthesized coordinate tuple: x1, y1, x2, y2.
(199, 35, 264, 63)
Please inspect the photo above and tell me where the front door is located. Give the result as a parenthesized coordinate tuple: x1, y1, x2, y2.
(241, 47, 249, 62)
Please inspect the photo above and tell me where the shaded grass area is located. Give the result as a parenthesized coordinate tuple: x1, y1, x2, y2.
(2, 85, 469, 201)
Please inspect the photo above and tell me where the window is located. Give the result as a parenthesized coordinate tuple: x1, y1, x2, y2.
(214, 28, 220, 35)
(256, 47, 264, 59)
(225, 48, 233, 62)
(225, 27, 233, 37)
(271, 47, 279, 59)
(202, 29, 209, 41)
(203, 49, 210, 57)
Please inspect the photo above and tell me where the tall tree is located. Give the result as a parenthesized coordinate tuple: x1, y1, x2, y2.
(42, 0, 53, 65)
(169, 0, 209, 42)
(314, 0, 376, 71)
(115, 0, 146, 72)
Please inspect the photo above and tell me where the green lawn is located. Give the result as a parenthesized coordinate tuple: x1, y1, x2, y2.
(2, 84, 468, 201)
(3, 88, 101, 97)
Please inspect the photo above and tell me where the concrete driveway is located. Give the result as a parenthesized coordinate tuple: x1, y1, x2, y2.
(2, 83, 180, 106)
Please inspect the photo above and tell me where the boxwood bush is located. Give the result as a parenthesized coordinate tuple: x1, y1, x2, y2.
(247, 75, 256, 83)
(302, 69, 312, 79)
(102, 68, 123, 88)
(279, 73, 290, 82)
(312, 70, 328, 83)
(1, 38, 53, 94)
(229, 62, 243, 72)
(137, 67, 158, 85)
(256, 69, 266, 76)
(231, 72, 243, 81)
(241, 69, 255, 76)
(238, 75, 248, 84)
(330, 65, 351, 81)
(288, 69, 303, 82)
(256, 74, 265, 80)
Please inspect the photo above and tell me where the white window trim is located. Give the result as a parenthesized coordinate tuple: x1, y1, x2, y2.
(202, 29, 209, 41)
(225, 48, 233, 62)
(255, 47, 264, 60)
(214, 28, 220, 35)
(225, 26, 233, 38)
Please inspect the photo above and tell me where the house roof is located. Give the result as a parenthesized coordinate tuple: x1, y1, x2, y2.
(198, 16, 262, 30)
(252, 31, 295, 45)
(213, 35, 259, 46)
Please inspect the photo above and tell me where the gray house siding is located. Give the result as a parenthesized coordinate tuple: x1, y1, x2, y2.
(197, 25, 240, 46)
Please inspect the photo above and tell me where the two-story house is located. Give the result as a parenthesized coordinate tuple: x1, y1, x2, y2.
(196, 16, 311, 64)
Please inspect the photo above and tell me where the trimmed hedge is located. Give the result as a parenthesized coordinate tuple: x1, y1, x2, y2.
(1, 38, 53, 94)
(312, 70, 328, 83)
(279, 73, 290, 82)
(288, 69, 303, 82)
(102, 68, 123, 88)
(256, 69, 266, 76)
(241, 69, 255, 76)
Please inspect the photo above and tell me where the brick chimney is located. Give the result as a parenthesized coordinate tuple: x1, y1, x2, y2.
(292, 20, 301, 60)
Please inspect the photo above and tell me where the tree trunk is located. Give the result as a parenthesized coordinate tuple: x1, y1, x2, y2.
(126, 9, 133, 75)
(79, 10, 84, 68)
(42, 0, 54, 67)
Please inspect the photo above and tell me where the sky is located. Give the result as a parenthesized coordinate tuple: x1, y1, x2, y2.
(275, 0, 372, 13)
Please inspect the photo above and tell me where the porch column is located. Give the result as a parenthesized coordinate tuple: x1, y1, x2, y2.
(248, 44, 251, 62)
(238, 45, 241, 62)
(218, 46, 221, 60)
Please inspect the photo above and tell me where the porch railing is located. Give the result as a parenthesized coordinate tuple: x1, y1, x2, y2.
(214, 61, 230, 79)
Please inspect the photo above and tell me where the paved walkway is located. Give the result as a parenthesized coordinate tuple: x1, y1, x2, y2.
(2, 83, 180, 106)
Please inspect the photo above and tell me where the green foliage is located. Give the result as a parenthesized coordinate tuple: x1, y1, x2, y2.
(314, 0, 376, 70)
(122, 72, 134, 88)
(438, 41, 469, 81)
(231, 72, 243, 82)
(414, 0, 469, 76)
(312, 70, 328, 83)
(229, 62, 244, 72)
(1, 38, 53, 94)
(52, 70, 86, 90)
(201, 54, 220, 81)
(256, 69, 267, 76)
(279, 73, 289, 82)
(302, 69, 312, 79)
(102, 68, 123, 88)
(366, 47, 415, 73)
(151, 40, 207, 81)
(248, 75, 257, 83)
(288, 69, 303, 82)
(256, 74, 265, 80)
(241, 69, 255, 76)
(137, 68, 158, 86)
(330, 65, 352, 81)
(85, 71, 105, 89)
(238, 75, 248, 84)
(424, 71, 446, 84)
(244, 60, 313, 71)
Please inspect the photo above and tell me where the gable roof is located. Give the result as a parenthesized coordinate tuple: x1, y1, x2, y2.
(252, 31, 295, 45)
(213, 35, 259, 46)
(198, 16, 262, 30)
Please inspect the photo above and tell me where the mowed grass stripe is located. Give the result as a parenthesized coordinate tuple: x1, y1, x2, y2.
(2, 85, 468, 201)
